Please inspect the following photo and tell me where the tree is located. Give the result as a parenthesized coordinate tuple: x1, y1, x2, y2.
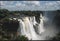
(0, 9, 9, 19)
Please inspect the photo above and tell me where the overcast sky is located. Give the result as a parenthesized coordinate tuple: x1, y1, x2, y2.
(0, 1, 60, 11)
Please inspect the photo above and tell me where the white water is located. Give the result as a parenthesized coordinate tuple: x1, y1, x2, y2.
(23, 17, 39, 40)
(17, 12, 59, 40)
(38, 14, 45, 34)
(17, 14, 45, 40)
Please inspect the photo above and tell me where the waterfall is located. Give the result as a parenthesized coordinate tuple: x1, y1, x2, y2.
(24, 17, 40, 40)
(38, 14, 45, 34)
(17, 11, 60, 40)
(29, 16, 37, 25)
(18, 19, 26, 35)
(17, 13, 45, 40)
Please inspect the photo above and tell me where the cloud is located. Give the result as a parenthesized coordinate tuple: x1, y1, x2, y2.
(0, 1, 60, 11)
(57, 1, 60, 4)
(25, 1, 40, 6)
(43, 1, 60, 10)
(15, 1, 40, 7)
(0, 1, 5, 6)
(16, 2, 26, 7)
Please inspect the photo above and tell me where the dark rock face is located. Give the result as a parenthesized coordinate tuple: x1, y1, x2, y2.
(52, 10, 60, 32)
(33, 24, 39, 34)
(35, 15, 40, 24)
(54, 10, 60, 27)
(2, 20, 19, 33)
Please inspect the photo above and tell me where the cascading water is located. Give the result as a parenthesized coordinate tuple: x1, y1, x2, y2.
(17, 11, 59, 40)
(23, 17, 39, 40)
(18, 19, 26, 35)
(17, 13, 45, 40)
(38, 14, 45, 34)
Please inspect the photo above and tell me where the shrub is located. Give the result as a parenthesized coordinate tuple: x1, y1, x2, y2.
(15, 35, 28, 41)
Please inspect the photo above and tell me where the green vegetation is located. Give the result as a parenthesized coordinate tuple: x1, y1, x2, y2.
(0, 18, 28, 40)
(11, 10, 42, 16)
(15, 36, 28, 41)
(0, 9, 10, 19)
(0, 9, 60, 40)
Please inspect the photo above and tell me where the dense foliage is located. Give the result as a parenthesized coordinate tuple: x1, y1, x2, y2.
(0, 9, 60, 40)
(0, 9, 10, 19)
(15, 36, 28, 41)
